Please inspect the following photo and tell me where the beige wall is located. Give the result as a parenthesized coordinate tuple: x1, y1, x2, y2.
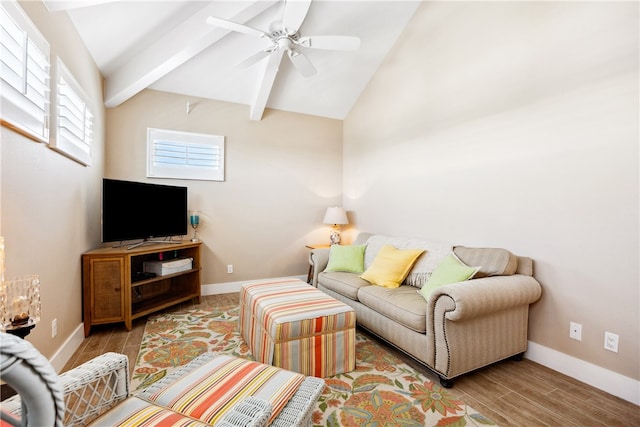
(1, 1, 105, 358)
(105, 90, 343, 284)
(344, 1, 639, 380)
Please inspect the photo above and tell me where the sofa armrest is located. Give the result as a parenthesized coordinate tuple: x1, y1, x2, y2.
(428, 274, 542, 322)
(309, 248, 330, 287)
(59, 352, 130, 426)
(427, 275, 542, 379)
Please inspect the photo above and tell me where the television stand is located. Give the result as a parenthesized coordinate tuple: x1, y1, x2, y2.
(82, 240, 201, 336)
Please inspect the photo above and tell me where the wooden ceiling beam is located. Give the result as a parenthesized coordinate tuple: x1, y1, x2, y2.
(103, 1, 277, 108)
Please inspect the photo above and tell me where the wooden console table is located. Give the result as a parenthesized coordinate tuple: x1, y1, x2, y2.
(82, 241, 201, 336)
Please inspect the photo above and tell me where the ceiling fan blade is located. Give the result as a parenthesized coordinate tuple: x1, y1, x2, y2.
(206, 16, 268, 39)
(297, 35, 361, 51)
(250, 48, 286, 121)
(237, 48, 274, 69)
(282, 0, 312, 34)
(287, 50, 316, 77)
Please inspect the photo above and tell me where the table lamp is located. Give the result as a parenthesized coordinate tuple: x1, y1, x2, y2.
(0, 237, 41, 338)
(323, 207, 348, 245)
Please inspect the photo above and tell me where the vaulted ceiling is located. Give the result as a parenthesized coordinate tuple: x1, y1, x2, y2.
(43, 0, 421, 120)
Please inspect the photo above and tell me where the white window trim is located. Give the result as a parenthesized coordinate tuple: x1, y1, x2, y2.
(51, 58, 92, 166)
(147, 128, 225, 182)
(0, 0, 50, 143)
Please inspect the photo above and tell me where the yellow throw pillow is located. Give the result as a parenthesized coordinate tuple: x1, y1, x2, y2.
(360, 244, 425, 288)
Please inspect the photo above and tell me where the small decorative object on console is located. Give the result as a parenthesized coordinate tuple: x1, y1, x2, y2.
(190, 211, 200, 242)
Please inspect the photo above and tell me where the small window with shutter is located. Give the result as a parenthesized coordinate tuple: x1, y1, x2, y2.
(51, 59, 93, 166)
(0, 0, 50, 143)
(147, 128, 225, 181)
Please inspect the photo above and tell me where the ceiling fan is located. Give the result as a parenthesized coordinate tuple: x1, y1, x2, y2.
(206, 0, 361, 120)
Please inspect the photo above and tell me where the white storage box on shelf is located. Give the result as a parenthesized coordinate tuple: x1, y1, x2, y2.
(143, 257, 193, 276)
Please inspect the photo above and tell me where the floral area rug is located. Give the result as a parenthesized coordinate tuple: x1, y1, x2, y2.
(132, 306, 497, 427)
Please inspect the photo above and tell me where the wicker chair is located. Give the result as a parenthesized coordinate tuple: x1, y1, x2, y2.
(0, 332, 272, 426)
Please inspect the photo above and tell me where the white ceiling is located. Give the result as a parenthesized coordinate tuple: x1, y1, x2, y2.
(44, 0, 421, 120)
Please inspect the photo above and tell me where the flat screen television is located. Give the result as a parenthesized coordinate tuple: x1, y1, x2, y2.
(102, 178, 188, 243)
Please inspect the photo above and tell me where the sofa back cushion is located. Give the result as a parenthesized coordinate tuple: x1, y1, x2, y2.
(363, 235, 452, 288)
(353, 232, 373, 246)
(453, 246, 517, 277)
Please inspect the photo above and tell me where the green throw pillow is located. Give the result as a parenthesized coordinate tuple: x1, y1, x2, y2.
(325, 244, 367, 273)
(419, 253, 480, 300)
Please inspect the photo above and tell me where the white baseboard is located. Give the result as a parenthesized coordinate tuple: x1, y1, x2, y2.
(201, 275, 307, 296)
(49, 323, 85, 373)
(526, 341, 639, 405)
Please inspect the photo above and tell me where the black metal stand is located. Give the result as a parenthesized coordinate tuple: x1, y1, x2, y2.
(6, 324, 35, 339)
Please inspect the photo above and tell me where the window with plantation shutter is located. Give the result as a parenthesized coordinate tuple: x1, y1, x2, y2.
(147, 128, 225, 181)
(51, 59, 93, 166)
(0, 0, 50, 143)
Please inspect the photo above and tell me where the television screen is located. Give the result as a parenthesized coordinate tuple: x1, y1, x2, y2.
(102, 179, 188, 243)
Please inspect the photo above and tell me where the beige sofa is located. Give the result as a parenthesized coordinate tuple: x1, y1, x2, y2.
(309, 232, 542, 387)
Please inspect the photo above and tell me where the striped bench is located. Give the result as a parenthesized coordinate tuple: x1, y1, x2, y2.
(239, 279, 356, 377)
(94, 353, 325, 427)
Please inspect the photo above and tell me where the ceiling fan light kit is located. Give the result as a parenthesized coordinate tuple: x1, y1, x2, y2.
(206, 0, 361, 120)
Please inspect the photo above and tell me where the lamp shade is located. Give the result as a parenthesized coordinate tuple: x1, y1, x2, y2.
(323, 207, 348, 225)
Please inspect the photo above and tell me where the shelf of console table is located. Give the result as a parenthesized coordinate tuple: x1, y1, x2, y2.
(82, 241, 201, 336)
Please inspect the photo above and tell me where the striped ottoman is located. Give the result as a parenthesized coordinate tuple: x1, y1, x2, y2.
(240, 279, 356, 377)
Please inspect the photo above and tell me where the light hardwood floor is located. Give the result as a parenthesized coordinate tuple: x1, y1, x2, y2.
(64, 293, 640, 427)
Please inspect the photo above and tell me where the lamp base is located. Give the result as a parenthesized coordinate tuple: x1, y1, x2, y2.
(329, 230, 342, 245)
(6, 324, 35, 339)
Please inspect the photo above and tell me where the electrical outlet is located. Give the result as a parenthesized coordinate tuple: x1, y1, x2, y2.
(604, 332, 619, 353)
(52, 318, 57, 338)
(227, 264, 233, 274)
(569, 322, 582, 341)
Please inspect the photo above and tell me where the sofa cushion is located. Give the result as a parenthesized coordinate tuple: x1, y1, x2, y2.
(325, 244, 366, 273)
(419, 252, 480, 300)
(360, 244, 424, 288)
(453, 246, 517, 277)
(318, 271, 371, 301)
(363, 235, 452, 288)
(357, 285, 427, 333)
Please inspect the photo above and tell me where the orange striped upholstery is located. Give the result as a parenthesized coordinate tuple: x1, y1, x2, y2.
(240, 279, 356, 377)
(89, 396, 210, 426)
(139, 355, 303, 425)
